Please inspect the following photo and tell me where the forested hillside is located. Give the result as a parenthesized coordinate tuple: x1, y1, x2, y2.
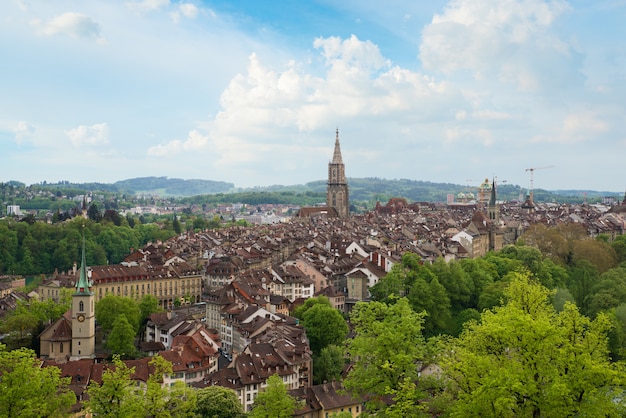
(4, 177, 618, 204)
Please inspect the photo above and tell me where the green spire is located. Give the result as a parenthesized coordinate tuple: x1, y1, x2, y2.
(75, 226, 92, 295)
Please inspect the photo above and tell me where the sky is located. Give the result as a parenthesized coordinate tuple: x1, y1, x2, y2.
(1, 0, 625, 193)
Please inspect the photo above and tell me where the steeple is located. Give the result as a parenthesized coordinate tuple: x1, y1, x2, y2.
(332, 128, 343, 165)
(327, 129, 349, 218)
(75, 227, 92, 295)
(487, 178, 500, 224)
(489, 178, 497, 207)
(71, 225, 96, 360)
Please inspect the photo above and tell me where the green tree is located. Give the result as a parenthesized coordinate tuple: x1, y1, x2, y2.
(587, 266, 626, 318)
(196, 385, 246, 418)
(142, 355, 197, 417)
(250, 374, 299, 418)
(291, 295, 332, 319)
(95, 294, 141, 335)
(106, 315, 138, 357)
(440, 273, 626, 417)
(139, 294, 162, 324)
(0, 346, 76, 418)
(611, 235, 626, 264)
(85, 355, 143, 417)
(300, 302, 348, 355)
(87, 203, 102, 222)
(344, 297, 429, 414)
(407, 276, 451, 336)
(313, 344, 345, 385)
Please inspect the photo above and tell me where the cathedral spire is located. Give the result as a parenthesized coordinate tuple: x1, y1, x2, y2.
(75, 226, 92, 295)
(489, 178, 497, 207)
(332, 128, 343, 165)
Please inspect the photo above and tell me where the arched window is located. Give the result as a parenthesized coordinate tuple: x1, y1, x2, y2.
(79, 301, 84, 312)
(60, 342, 64, 353)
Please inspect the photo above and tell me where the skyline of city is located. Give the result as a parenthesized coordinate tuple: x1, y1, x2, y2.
(2, 0, 625, 192)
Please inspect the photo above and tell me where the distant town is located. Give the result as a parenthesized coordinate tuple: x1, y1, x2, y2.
(1, 132, 626, 416)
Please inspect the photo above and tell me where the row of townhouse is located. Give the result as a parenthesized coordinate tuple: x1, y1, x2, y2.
(38, 245, 203, 309)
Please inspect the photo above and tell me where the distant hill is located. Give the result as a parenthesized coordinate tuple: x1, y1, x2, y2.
(114, 177, 234, 196)
(239, 178, 613, 204)
(33, 177, 235, 197)
(21, 177, 623, 204)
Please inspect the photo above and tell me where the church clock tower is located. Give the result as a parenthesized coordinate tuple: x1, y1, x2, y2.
(71, 229, 95, 360)
(327, 129, 350, 218)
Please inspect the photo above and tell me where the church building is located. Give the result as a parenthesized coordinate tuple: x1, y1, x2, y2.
(326, 129, 350, 218)
(298, 129, 350, 218)
(39, 231, 96, 362)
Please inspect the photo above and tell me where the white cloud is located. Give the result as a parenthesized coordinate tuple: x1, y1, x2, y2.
(147, 129, 208, 156)
(170, 3, 198, 24)
(532, 111, 609, 143)
(180, 3, 199, 19)
(13, 121, 35, 143)
(148, 34, 463, 178)
(33, 12, 103, 41)
(66, 123, 110, 147)
(126, 0, 170, 13)
(420, 0, 575, 91)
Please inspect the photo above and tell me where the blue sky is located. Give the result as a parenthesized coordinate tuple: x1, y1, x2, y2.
(1, 0, 625, 193)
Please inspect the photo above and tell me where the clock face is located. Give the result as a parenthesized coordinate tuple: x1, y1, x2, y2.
(77, 314, 85, 322)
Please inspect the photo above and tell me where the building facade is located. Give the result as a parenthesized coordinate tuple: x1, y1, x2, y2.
(327, 129, 350, 218)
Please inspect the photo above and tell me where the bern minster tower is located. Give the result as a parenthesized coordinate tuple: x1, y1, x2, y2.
(327, 129, 350, 218)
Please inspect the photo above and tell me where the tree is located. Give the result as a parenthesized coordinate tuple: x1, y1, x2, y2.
(300, 302, 348, 355)
(87, 203, 102, 222)
(291, 295, 332, 319)
(587, 266, 626, 318)
(344, 297, 429, 414)
(196, 385, 246, 418)
(139, 294, 161, 325)
(142, 355, 197, 417)
(313, 344, 345, 385)
(572, 238, 617, 273)
(407, 276, 451, 336)
(106, 315, 138, 357)
(85, 355, 143, 417)
(439, 273, 626, 417)
(95, 294, 141, 335)
(0, 346, 76, 418)
(249, 374, 299, 418)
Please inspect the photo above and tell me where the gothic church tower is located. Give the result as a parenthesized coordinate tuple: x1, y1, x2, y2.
(71, 230, 96, 360)
(327, 129, 350, 218)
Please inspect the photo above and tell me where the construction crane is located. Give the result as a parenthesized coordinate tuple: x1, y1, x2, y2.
(525, 165, 554, 204)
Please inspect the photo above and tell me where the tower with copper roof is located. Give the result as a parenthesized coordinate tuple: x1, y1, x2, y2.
(71, 228, 95, 360)
(326, 129, 350, 217)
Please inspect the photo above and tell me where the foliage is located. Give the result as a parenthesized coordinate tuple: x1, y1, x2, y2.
(313, 344, 345, 385)
(106, 315, 138, 357)
(95, 294, 141, 335)
(344, 297, 429, 414)
(195, 385, 246, 418)
(85, 355, 143, 417)
(296, 297, 348, 356)
(0, 217, 175, 276)
(142, 355, 197, 417)
(0, 346, 76, 418)
(139, 294, 162, 325)
(249, 373, 299, 418)
(439, 273, 626, 417)
(0, 295, 72, 349)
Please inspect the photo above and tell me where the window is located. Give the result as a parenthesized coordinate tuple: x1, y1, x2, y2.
(79, 301, 84, 312)
(60, 342, 64, 352)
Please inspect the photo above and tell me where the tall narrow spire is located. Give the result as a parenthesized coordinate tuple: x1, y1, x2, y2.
(332, 128, 343, 164)
(489, 178, 497, 206)
(75, 226, 92, 295)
